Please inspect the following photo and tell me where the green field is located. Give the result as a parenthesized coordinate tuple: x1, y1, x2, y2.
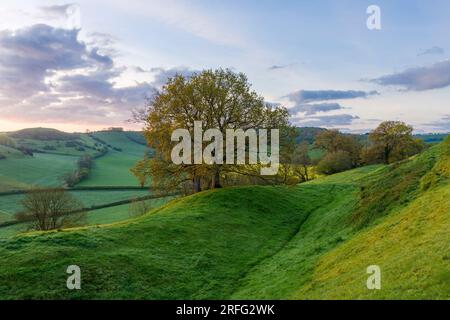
(77, 151, 144, 186)
(0, 137, 448, 299)
(0, 129, 157, 238)
(0, 196, 174, 239)
(0, 190, 151, 219)
(77, 131, 148, 186)
(0, 153, 78, 192)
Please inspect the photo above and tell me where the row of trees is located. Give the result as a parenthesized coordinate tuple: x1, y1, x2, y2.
(62, 154, 94, 187)
(314, 121, 425, 175)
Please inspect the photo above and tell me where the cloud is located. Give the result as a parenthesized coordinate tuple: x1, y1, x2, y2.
(109, 0, 244, 47)
(39, 3, 76, 19)
(288, 102, 345, 115)
(423, 115, 450, 132)
(150, 67, 199, 87)
(418, 46, 445, 56)
(0, 24, 88, 99)
(286, 89, 379, 104)
(268, 63, 294, 71)
(0, 24, 155, 126)
(292, 114, 360, 127)
(370, 60, 450, 91)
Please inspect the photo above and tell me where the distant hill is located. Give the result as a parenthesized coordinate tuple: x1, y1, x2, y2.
(8, 128, 80, 140)
(295, 127, 326, 144)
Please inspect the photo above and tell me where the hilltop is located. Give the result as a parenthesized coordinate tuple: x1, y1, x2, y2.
(0, 136, 448, 299)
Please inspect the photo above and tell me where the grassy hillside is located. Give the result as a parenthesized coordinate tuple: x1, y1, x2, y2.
(77, 131, 148, 186)
(0, 138, 448, 299)
(0, 153, 79, 192)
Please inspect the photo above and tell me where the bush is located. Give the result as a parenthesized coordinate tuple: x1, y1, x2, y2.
(43, 145, 56, 151)
(62, 155, 94, 187)
(0, 134, 16, 148)
(18, 146, 33, 156)
(316, 151, 353, 175)
(17, 188, 85, 231)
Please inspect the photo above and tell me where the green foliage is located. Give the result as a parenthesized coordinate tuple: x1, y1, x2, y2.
(316, 151, 353, 175)
(366, 121, 423, 164)
(0, 134, 16, 148)
(136, 68, 292, 193)
(295, 127, 326, 144)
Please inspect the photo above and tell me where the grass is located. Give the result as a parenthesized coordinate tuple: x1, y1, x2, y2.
(77, 132, 148, 186)
(295, 183, 450, 299)
(0, 196, 174, 239)
(0, 153, 78, 192)
(77, 151, 144, 186)
(0, 138, 448, 299)
(0, 190, 152, 218)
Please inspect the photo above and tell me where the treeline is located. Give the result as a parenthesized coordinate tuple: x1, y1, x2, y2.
(87, 133, 122, 152)
(315, 121, 425, 175)
(62, 154, 94, 187)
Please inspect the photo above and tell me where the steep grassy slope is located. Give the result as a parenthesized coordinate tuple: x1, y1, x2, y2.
(0, 138, 448, 299)
(294, 137, 450, 299)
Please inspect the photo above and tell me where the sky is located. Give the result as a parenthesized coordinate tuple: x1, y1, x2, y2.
(0, 0, 449, 133)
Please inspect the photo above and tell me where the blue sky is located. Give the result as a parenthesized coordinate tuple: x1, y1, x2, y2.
(0, 0, 449, 132)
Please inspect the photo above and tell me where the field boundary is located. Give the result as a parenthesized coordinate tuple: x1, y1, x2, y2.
(0, 192, 180, 228)
(0, 186, 153, 196)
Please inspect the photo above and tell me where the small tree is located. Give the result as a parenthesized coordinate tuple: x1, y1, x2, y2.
(129, 199, 153, 217)
(17, 189, 85, 231)
(292, 141, 312, 182)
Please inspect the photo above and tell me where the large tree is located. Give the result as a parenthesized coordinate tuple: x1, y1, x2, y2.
(133, 69, 292, 193)
(368, 121, 423, 164)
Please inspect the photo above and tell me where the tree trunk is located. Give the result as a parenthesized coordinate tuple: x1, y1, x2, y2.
(384, 146, 390, 164)
(212, 168, 222, 189)
(193, 176, 201, 193)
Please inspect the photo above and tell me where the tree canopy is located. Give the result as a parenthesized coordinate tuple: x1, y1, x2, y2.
(133, 69, 292, 193)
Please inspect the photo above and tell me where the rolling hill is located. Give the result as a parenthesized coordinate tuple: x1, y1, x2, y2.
(0, 129, 164, 234)
(0, 137, 448, 299)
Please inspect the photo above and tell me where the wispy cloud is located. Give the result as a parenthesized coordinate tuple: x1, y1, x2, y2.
(268, 63, 295, 71)
(286, 89, 379, 104)
(288, 102, 345, 115)
(109, 0, 245, 47)
(418, 46, 445, 56)
(292, 114, 360, 127)
(370, 60, 450, 91)
(150, 67, 200, 87)
(422, 115, 450, 132)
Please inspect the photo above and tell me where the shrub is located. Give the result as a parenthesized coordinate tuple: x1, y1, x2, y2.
(316, 151, 353, 175)
(17, 188, 85, 231)
(0, 134, 16, 148)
